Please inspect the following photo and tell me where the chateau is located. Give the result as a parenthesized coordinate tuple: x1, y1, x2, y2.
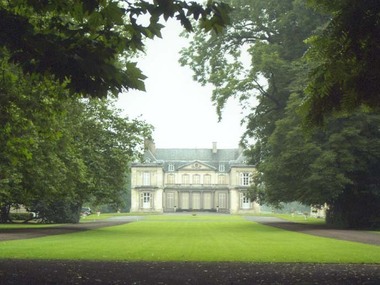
(130, 142, 260, 214)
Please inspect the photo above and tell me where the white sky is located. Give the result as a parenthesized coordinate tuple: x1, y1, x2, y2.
(116, 19, 245, 149)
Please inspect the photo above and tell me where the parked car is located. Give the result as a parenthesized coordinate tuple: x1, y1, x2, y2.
(81, 207, 92, 216)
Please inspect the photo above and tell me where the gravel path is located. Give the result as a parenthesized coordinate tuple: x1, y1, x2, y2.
(0, 260, 379, 285)
(0, 216, 146, 242)
(244, 216, 380, 246)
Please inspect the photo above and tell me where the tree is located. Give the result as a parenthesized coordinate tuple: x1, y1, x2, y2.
(303, 0, 380, 125)
(0, 0, 231, 97)
(1, 0, 229, 223)
(0, 59, 152, 223)
(181, 0, 380, 228)
(258, 93, 380, 228)
(180, 0, 326, 162)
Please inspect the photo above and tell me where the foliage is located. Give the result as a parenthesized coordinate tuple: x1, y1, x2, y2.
(180, 0, 326, 156)
(0, 0, 231, 97)
(255, 93, 380, 228)
(0, 0, 232, 223)
(181, 0, 380, 228)
(9, 212, 34, 221)
(0, 60, 152, 223)
(303, 0, 380, 125)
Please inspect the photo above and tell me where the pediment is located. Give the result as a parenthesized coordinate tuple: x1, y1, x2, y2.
(178, 161, 216, 171)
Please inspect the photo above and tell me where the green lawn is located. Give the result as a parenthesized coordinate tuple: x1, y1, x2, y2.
(0, 215, 379, 263)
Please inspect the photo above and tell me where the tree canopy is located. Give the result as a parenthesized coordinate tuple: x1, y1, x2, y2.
(0, 56, 152, 223)
(0, 0, 231, 97)
(303, 0, 380, 125)
(180, 0, 326, 159)
(0, 0, 233, 223)
(181, 0, 380, 228)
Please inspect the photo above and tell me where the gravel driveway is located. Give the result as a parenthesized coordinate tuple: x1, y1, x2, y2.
(244, 216, 380, 246)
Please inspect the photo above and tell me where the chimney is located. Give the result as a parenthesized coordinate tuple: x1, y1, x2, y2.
(212, 142, 217, 154)
(144, 139, 156, 154)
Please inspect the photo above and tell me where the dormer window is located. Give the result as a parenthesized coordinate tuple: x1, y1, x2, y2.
(219, 164, 225, 172)
(168, 163, 175, 171)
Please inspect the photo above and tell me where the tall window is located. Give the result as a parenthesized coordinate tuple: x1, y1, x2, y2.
(218, 193, 227, 208)
(218, 174, 226, 185)
(219, 164, 225, 172)
(142, 172, 150, 186)
(204, 174, 211, 185)
(167, 174, 175, 184)
(166, 192, 175, 208)
(182, 174, 190, 185)
(240, 172, 250, 186)
(168, 164, 175, 171)
(193, 174, 200, 185)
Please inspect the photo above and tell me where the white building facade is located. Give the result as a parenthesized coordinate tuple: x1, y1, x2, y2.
(130, 142, 260, 214)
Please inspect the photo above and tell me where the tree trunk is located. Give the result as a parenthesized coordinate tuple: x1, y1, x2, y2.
(0, 204, 12, 223)
(326, 190, 380, 229)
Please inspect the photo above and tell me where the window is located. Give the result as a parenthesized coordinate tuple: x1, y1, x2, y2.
(218, 193, 227, 208)
(240, 192, 250, 209)
(140, 192, 151, 209)
(167, 174, 175, 184)
(240, 172, 250, 186)
(193, 174, 200, 185)
(219, 164, 225, 172)
(166, 192, 175, 208)
(168, 164, 175, 171)
(203, 174, 211, 185)
(142, 172, 150, 186)
(182, 174, 190, 185)
(218, 175, 226, 185)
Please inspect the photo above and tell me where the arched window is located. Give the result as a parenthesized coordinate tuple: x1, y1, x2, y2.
(240, 172, 250, 186)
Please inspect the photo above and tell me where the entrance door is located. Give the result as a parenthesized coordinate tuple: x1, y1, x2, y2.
(181, 192, 189, 209)
(192, 192, 201, 210)
(203, 193, 211, 210)
(218, 193, 227, 209)
(142, 192, 151, 209)
(241, 193, 250, 209)
(166, 192, 175, 209)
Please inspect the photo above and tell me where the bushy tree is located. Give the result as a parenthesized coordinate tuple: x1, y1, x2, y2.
(0, 60, 152, 223)
(258, 94, 380, 228)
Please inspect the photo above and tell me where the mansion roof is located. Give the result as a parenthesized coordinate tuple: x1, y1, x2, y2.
(132, 142, 253, 172)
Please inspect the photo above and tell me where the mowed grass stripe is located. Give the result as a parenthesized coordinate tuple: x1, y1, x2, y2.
(0, 215, 379, 263)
